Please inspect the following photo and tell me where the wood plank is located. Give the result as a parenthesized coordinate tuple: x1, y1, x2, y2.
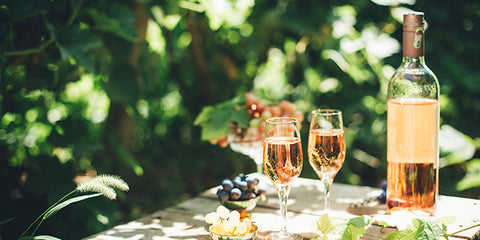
(85, 175, 480, 239)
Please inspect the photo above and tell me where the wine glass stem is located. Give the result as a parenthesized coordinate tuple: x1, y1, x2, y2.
(277, 185, 291, 234)
(323, 178, 331, 215)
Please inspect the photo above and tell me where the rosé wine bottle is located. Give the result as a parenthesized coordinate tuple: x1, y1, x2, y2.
(386, 12, 440, 216)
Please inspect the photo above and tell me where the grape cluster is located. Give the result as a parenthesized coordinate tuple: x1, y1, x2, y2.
(216, 173, 265, 202)
(205, 206, 256, 235)
(210, 92, 304, 147)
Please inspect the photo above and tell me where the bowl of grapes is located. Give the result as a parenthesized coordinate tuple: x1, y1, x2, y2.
(216, 173, 265, 218)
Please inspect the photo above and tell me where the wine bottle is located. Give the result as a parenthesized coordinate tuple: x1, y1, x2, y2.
(386, 12, 440, 216)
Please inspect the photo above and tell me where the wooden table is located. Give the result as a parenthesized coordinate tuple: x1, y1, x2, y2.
(84, 174, 480, 239)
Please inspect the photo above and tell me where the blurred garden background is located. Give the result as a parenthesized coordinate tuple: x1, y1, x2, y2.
(1, 0, 479, 239)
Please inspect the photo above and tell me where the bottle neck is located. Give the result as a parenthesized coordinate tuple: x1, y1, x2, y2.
(403, 27, 425, 58)
(402, 56, 426, 65)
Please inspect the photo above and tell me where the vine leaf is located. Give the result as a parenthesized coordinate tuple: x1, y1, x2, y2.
(194, 95, 249, 141)
(86, 3, 138, 41)
(47, 24, 103, 73)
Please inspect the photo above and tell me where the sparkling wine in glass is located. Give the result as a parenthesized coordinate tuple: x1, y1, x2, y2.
(308, 109, 345, 215)
(263, 117, 303, 240)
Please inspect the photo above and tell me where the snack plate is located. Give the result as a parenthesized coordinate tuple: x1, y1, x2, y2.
(209, 225, 258, 240)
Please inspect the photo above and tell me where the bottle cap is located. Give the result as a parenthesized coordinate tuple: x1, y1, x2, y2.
(403, 12, 425, 32)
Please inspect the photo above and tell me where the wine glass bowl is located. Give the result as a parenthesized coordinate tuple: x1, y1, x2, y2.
(263, 117, 303, 240)
(228, 126, 264, 174)
(308, 109, 345, 214)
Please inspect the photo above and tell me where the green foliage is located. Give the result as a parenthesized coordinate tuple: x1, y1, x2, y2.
(194, 94, 250, 140)
(19, 175, 128, 240)
(1, 0, 479, 239)
(313, 214, 477, 240)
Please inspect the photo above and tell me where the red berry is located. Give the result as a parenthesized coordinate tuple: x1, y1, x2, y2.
(218, 138, 228, 148)
(280, 100, 295, 113)
(245, 92, 258, 106)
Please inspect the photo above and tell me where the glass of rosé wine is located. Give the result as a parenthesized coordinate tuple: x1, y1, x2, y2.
(308, 109, 345, 215)
(263, 117, 303, 240)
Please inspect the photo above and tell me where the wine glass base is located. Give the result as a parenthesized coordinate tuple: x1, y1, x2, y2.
(265, 232, 302, 240)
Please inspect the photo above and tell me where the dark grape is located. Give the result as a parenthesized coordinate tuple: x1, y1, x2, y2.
(221, 179, 234, 191)
(244, 191, 257, 200)
(239, 181, 248, 191)
(233, 177, 242, 188)
(217, 189, 229, 202)
(245, 176, 257, 189)
(377, 191, 386, 203)
(257, 187, 266, 196)
(230, 188, 242, 200)
(380, 180, 387, 191)
(238, 173, 246, 181)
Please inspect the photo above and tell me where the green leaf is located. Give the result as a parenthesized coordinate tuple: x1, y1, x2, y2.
(104, 62, 139, 106)
(384, 228, 416, 240)
(43, 193, 101, 220)
(340, 216, 372, 240)
(384, 218, 446, 240)
(317, 213, 336, 234)
(19, 236, 63, 240)
(34, 236, 62, 240)
(47, 24, 103, 73)
(457, 159, 480, 191)
(194, 95, 249, 140)
(86, 3, 138, 41)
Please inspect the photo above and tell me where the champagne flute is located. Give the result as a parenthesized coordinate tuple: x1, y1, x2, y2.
(308, 109, 345, 215)
(263, 117, 303, 240)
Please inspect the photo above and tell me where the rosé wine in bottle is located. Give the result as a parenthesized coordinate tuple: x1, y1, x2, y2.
(386, 13, 440, 216)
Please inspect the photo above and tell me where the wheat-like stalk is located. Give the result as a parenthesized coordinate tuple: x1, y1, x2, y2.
(76, 175, 129, 200)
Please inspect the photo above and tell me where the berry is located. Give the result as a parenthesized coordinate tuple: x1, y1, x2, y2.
(238, 173, 246, 181)
(233, 177, 242, 188)
(270, 106, 282, 117)
(205, 212, 220, 224)
(222, 179, 234, 192)
(216, 205, 230, 219)
(280, 100, 295, 113)
(218, 138, 228, 148)
(245, 92, 258, 107)
(377, 191, 386, 204)
(380, 180, 387, 191)
(245, 176, 258, 189)
(257, 187, 266, 196)
(230, 188, 242, 200)
(217, 189, 229, 202)
(244, 191, 256, 200)
(239, 181, 248, 191)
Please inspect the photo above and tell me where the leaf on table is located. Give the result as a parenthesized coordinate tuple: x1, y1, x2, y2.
(194, 95, 249, 141)
(384, 218, 447, 240)
(340, 216, 373, 240)
(317, 213, 336, 234)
